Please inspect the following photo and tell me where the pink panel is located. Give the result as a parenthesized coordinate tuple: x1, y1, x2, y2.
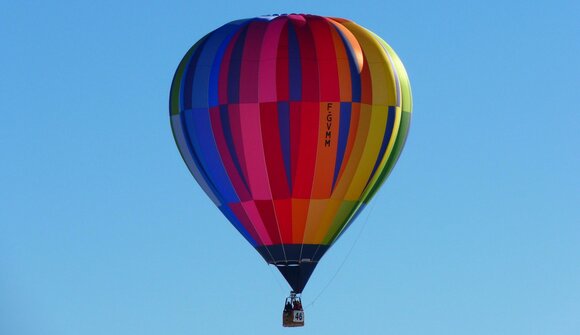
(239, 103, 272, 200)
(240, 201, 272, 244)
(258, 17, 287, 102)
(240, 21, 267, 103)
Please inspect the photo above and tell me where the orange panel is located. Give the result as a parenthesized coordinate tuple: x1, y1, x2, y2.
(291, 198, 310, 243)
(303, 199, 343, 244)
(310, 102, 340, 198)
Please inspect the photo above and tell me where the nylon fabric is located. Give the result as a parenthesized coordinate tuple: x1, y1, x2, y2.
(170, 14, 412, 293)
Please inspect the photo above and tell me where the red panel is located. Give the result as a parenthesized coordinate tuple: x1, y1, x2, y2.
(239, 21, 267, 103)
(273, 199, 293, 243)
(227, 104, 250, 187)
(260, 102, 291, 199)
(209, 106, 251, 201)
(228, 202, 263, 245)
(310, 17, 340, 101)
(254, 200, 282, 244)
(360, 51, 373, 105)
(294, 16, 319, 102)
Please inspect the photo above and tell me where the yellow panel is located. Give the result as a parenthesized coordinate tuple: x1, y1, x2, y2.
(330, 103, 372, 200)
(341, 22, 397, 106)
(360, 106, 402, 200)
(345, 104, 389, 200)
(373, 33, 413, 113)
(303, 198, 343, 244)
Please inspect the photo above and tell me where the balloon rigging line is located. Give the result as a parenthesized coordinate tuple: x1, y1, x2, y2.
(304, 199, 378, 309)
(268, 262, 287, 294)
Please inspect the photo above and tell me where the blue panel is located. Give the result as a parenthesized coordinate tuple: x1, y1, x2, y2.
(192, 21, 251, 109)
(227, 24, 250, 103)
(178, 111, 226, 206)
(172, 114, 222, 206)
(170, 37, 205, 115)
(277, 102, 292, 193)
(332, 102, 352, 190)
(219, 104, 251, 192)
(183, 108, 240, 204)
(287, 22, 302, 102)
(208, 21, 251, 107)
(363, 105, 396, 190)
(218, 204, 258, 247)
(334, 27, 361, 102)
(182, 36, 210, 110)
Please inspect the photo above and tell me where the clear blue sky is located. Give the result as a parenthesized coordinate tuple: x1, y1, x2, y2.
(1, 0, 578, 334)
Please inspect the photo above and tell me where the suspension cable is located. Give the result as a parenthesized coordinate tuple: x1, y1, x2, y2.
(303, 200, 377, 309)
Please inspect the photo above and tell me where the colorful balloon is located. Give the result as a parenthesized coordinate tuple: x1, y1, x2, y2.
(170, 14, 412, 293)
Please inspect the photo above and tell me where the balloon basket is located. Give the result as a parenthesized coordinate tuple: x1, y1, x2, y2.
(282, 292, 304, 327)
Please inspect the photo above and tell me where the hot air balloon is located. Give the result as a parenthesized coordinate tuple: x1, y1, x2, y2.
(169, 14, 412, 327)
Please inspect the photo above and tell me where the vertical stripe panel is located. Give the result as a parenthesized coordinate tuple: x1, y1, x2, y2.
(170, 114, 221, 205)
(209, 106, 252, 201)
(287, 21, 301, 101)
(224, 104, 251, 189)
(220, 204, 259, 246)
(227, 25, 249, 104)
(260, 102, 290, 198)
(258, 17, 286, 102)
(276, 21, 290, 102)
(183, 108, 239, 203)
(238, 103, 271, 199)
(236, 201, 273, 245)
(239, 21, 267, 103)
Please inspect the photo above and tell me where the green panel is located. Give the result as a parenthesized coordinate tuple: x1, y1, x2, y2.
(322, 200, 360, 244)
(377, 36, 413, 113)
(323, 33, 413, 246)
(358, 33, 413, 203)
(362, 110, 411, 202)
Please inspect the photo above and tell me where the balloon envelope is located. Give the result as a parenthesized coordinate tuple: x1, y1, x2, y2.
(170, 14, 412, 293)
